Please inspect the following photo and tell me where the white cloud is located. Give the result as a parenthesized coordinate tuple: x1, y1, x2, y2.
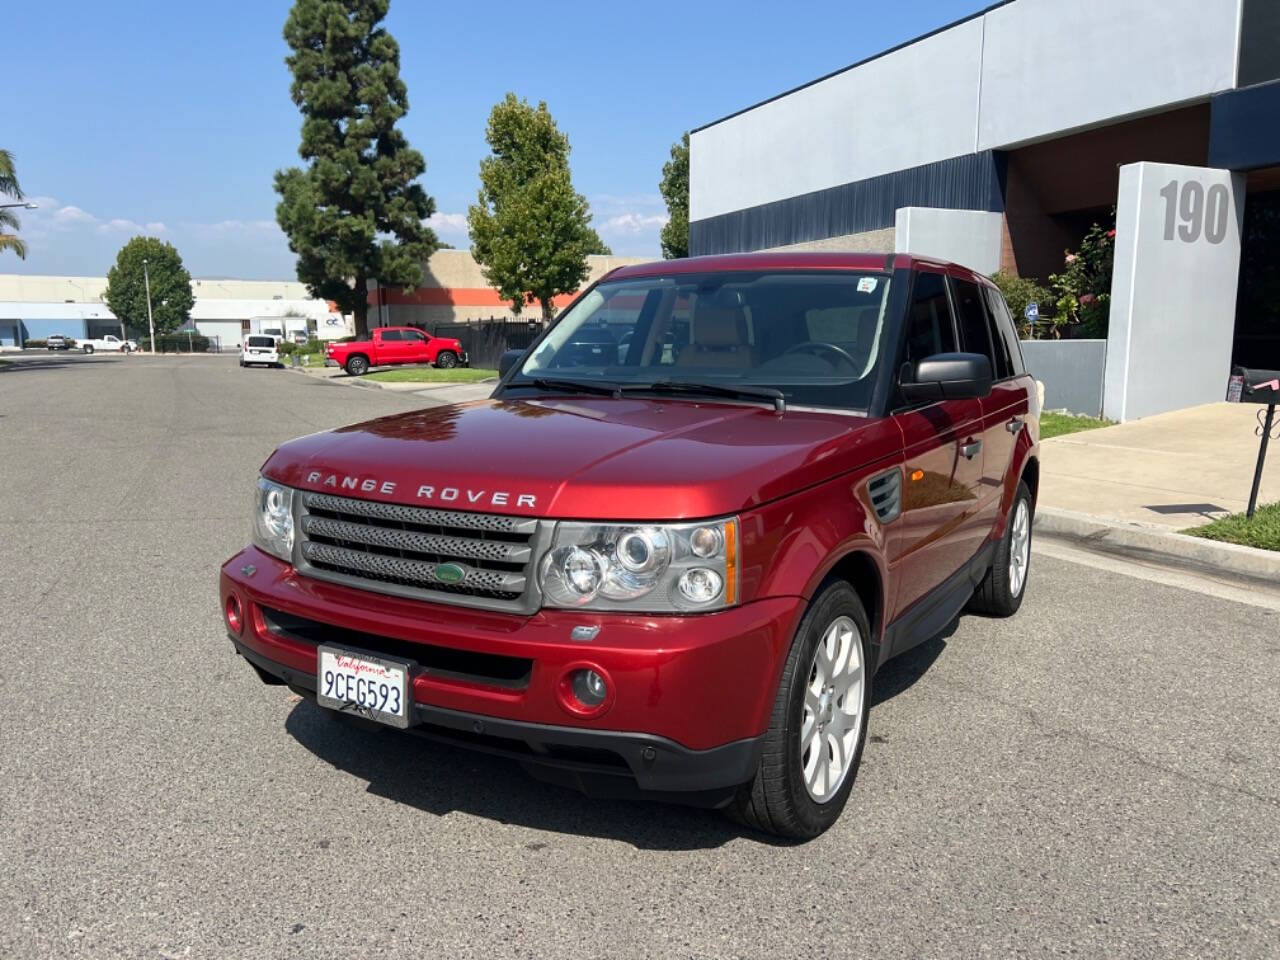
(600, 212, 668, 234)
(589, 194, 668, 257)
(8, 196, 295, 279)
(427, 211, 469, 239)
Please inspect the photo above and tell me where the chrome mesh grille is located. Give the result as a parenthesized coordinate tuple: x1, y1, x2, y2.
(295, 491, 542, 611)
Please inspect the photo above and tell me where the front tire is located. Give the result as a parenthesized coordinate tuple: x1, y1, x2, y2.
(729, 580, 871, 840)
(435, 350, 459, 369)
(968, 480, 1033, 617)
(345, 355, 369, 377)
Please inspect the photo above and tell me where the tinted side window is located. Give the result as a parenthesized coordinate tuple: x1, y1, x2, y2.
(983, 288, 1027, 376)
(379, 329, 403, 341)
(952, 278, 996, 369)
(902, 271, 956, 367)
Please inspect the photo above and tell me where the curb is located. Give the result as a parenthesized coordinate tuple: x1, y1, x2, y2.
(1034, 506, 1280, 581)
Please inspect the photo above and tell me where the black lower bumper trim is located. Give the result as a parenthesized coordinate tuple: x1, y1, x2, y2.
(231, 637, 761, 801)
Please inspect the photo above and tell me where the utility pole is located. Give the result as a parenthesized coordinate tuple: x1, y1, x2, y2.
(143, 258, 156, 355)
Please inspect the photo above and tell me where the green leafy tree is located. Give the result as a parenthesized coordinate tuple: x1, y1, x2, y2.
(0, 149, 28, 260)
(274, 0, 437, 338)
(659, 132, 689, 259)
(468, 94, 609, 319)
(104, 237, 195, 336)
(990, 271, 1053, 338)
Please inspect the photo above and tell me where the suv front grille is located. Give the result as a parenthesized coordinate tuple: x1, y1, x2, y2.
(295, 491, 545, 612)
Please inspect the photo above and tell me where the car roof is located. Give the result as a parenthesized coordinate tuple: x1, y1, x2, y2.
(602, 251, 993, 284)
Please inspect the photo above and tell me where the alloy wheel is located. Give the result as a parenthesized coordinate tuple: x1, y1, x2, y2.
(800, 615, 865, 802)
(1008, 498, 1030, 597)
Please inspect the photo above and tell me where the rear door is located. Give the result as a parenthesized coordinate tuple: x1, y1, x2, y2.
(950, 275, 1006, 532)
(887, 269, 986, 620)
(373, 328, 404, 364)
(981, 285, 1034, 512)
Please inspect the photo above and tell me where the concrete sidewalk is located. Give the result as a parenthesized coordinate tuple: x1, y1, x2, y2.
(1038, 402, 1278, 529)
(290, 362, 497, 404)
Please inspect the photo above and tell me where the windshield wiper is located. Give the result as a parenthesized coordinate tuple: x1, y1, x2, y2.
(619, 380, 786, 412)
(529, 377, 622, 398)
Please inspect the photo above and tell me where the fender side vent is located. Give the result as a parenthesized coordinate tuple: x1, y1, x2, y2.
(868, 469, 902, 524)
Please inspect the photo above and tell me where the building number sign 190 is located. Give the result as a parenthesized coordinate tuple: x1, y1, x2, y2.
(1159, 179, 1229, 245)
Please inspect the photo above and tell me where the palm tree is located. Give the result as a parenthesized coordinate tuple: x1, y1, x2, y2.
(0, 149, 27, 259)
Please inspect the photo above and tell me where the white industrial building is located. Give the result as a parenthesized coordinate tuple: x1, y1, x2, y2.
(689, 0, 1280, 420)
(0, 275, 351, 350)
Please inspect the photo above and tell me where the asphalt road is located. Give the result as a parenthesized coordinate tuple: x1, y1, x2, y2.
(1, 354, 1277, 959)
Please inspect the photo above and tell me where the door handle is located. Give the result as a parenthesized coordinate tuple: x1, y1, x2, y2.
(961, 439, 982, 460)
(1007, 417, 1025, 435)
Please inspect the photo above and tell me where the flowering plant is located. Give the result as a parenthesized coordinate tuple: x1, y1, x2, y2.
(1048, 221, 1115, 338)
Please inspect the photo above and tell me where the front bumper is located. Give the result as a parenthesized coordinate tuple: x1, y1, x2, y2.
(220, 547, 802, 796)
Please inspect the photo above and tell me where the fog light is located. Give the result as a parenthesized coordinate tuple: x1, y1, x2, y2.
(678, 567, 723, 604)
(225, 594, 243, 636)
(571, 669, 607, 708)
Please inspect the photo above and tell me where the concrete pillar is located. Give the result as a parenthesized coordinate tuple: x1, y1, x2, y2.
(894, 208, 1004, 275)
(1103, 162, 1244, 422)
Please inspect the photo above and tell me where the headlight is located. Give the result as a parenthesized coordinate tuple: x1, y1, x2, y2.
(539, 519, 738, 612)
(252, 476, 295, 562)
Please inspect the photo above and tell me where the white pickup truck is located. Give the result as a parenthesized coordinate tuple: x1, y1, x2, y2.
(80, 334, 138, 355)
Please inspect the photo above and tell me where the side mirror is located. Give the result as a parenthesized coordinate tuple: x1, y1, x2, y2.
(498, 349, 526, 379)
(900, 352, 993, 403)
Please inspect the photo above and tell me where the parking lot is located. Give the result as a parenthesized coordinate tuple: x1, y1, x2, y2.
(1, 354, 1277, 959)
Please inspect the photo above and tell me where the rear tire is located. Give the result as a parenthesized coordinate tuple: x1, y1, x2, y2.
(435, 350, 458, 369)
(728, 580, 871, 840)
(82, 345, 94, 355)
(967, 480, 1033, 617)
(345, 355, 369, 377)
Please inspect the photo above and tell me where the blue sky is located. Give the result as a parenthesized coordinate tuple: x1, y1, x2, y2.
(6, 0, 986, 280)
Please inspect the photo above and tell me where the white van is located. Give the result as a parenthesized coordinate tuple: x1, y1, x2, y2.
(240, 334, 281, 368)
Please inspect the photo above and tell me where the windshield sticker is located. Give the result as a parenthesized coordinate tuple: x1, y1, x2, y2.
(857, 278, 878, 293)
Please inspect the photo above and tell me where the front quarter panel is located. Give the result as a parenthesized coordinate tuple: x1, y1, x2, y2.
(740, 458, 896, 665)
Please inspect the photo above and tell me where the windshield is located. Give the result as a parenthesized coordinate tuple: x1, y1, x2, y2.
(514, 271, 892, 411)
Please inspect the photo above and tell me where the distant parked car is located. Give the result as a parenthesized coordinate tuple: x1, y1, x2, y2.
(46, 335, 74, 351)
(80, 335, 138, 354)
(324, 326, 467, 376)
(291, 332, 309, 346)
(241, 335, 281, 368)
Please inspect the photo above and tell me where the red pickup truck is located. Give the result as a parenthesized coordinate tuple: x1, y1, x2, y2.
(325, 326, 467, 376)
(222, 252, 1039, 839)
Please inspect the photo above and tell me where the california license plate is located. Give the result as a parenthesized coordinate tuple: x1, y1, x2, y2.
(316, 646, 412, 728)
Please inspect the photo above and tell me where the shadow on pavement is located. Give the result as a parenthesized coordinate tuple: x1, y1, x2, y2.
(284, 615, 961, 849)
(284, 700, 753, 851)
(0, 355, 118, 372)
(870, 616, 957, 707)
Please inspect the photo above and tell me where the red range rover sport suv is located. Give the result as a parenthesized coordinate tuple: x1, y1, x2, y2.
(220, 252, 1040, 839)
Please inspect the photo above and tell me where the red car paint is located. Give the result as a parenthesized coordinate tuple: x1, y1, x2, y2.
(221, 252, 1039, 801)
(325, 326, 466, 373)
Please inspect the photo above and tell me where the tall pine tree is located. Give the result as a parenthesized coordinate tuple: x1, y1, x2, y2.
(274, 0, 436, 337)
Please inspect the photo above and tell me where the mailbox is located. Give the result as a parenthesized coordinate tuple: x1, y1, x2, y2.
(1231, 367, 1280, 405)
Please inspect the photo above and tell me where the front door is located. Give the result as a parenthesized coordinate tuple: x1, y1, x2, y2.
(886, 270, 986, 621)
(401, 329, 433, 364)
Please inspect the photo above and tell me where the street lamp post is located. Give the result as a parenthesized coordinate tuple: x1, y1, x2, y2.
(143, 258, 157, 356)
(0, 201, 37, 210)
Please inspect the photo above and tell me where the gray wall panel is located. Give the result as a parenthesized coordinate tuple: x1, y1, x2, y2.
(690, 153, 1005, 256)
(1019, 339, 1107, 416)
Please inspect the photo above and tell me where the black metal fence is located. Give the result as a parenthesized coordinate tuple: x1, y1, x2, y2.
(138, 334, 223, 354)
(419, 317, 544, 369)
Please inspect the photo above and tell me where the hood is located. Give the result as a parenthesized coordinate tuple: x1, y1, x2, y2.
(262, 397, 899, 520)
